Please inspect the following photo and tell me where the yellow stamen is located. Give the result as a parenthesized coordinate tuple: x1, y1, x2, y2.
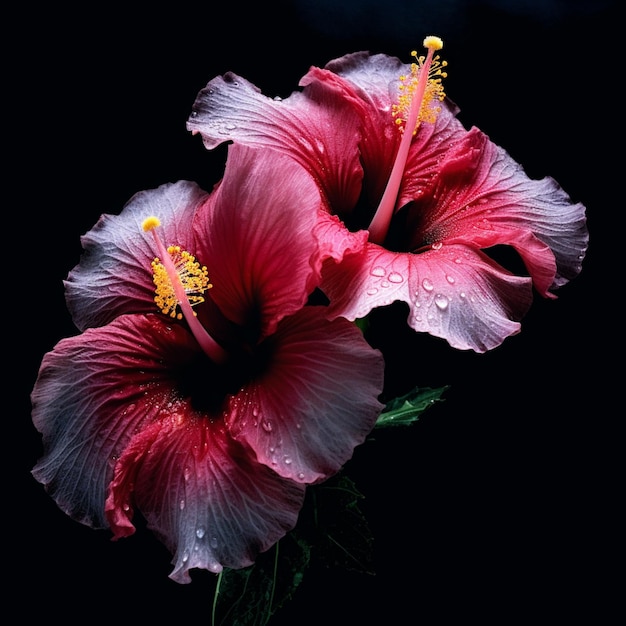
(142, 215, 226, 363)
(391, 36, 447, 135)
(368, 36, 447, 245)
(151, 247, 212, 319)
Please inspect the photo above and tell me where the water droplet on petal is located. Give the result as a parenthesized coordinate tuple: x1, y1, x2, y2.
(431, 242, 443, 250)
(388, 271, 403, 283)
(434, 294, 449, 310)
(196, 527, 205, 539)
(366, 288, 378, 296)
(262, 420, 273, 432)
(422, 278, 434, 291)
(446, 275, 455, 284)
(371, 266, 386, 277)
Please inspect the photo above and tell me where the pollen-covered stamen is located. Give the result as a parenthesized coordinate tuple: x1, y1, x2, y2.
(142, 216, 227, 364)
(392, 41, 447, 134)
(368, 36, 446, 245)
(151, 247, 212, 319)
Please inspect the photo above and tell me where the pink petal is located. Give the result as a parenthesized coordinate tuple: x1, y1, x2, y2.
(31, 313, 202, 528)
(66, 181, 209, 330)
(106, 412, 305, 583)
(187, 71, 364, 214)
(194, 144, 323, 339)
(225, 307, 385, 483)
(311, 210, 370, 275)
(322, 243, 534, 353)
(409, 128, 588, 296)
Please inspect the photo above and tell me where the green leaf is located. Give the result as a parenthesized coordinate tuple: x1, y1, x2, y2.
(375, 385, 449, 428)
(212, 533, 311, 626)
(308, 474, 374, 575)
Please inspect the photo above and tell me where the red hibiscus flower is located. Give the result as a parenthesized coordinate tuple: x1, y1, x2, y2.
(187, 37, 588, 352)
(31, 144, 385, 582)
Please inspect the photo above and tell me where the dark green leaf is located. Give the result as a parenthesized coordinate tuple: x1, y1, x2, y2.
(375, 385, 449, 428)
(212, 533, 311, 626)
(307, 474, 374, 575)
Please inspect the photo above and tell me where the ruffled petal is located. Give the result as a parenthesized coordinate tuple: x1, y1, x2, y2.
(31, 313, 202, 528)
(311, 211, 370, 275)
(322, 244, 533, 353)
(408, 127, 588, 297)
(225, 307, 384, 483)
(105, 412, 305, 583)
(187, 71, 364, 214)
(66, 180, 209, 330)
(194, 144, 323, 339)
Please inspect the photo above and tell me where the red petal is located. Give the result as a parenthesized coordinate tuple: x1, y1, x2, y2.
(225, 307, 384, 483)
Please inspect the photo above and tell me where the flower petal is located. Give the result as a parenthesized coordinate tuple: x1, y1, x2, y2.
(322, 243, 533, 353)
(410, 128, 588, 296)
(66, 180, 209, 330)
(31, 313, 202, 528)
(187, 71, 364, 214)
(225, 307, 385, 483)
(106, 414, 305, 583)
(195, 144, 323, 339)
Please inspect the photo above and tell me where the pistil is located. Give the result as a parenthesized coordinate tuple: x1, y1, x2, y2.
(142, 216, 228, 364)
(368, 36, 446, 245)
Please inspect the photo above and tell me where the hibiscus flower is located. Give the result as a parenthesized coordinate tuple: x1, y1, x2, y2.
(187, 36, 588, 352)
(31, 144, 385, 583)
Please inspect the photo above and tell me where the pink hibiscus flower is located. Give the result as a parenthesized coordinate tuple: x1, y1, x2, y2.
(187, 37, 588, 352)
(31, 144, 384, 583)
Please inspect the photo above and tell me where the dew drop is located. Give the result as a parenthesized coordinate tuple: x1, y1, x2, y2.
(366, 288, 378, 296)
(284, 456, 292, 465)
(431, 242, 443, 250)
(422, 278, 434, 291)
(196, 527, 206, 539)
(446, 275, 455, 284)
(434, 294, 449, 310)
(261, 420, 273, 432)
(371, 266, 386, 277)
(179, 499, 186, 510)
(210, 536, 218, 549)
(388, 271, 403, 283)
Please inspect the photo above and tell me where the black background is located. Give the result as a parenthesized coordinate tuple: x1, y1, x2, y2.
(15, 1, 618, 623)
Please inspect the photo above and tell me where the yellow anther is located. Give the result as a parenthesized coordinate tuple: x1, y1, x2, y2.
(142, 216, 161, 231)
(423, 36, 443, 51)
(391, 37, 448, 135)
(150, 245, 212, 319)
